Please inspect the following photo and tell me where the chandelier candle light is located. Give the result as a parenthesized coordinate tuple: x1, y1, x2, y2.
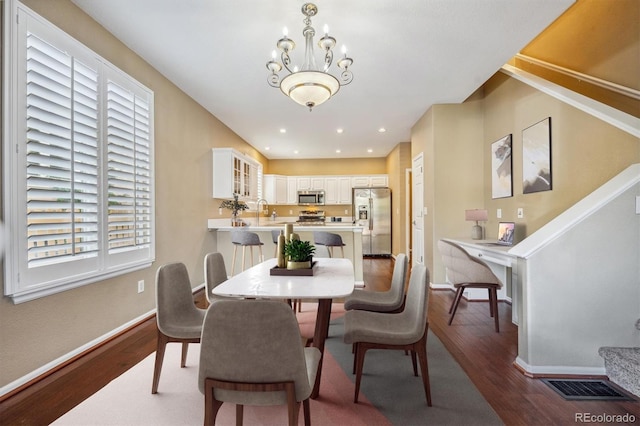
(266, 3, 353, 111)
(465, 209, 488, 240)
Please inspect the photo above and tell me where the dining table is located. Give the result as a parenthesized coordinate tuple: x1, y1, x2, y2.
(211, 257, 355, 399)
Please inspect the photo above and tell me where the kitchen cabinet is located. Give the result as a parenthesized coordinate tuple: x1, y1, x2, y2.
(351, 175, 388, 188)
(212, 148, 260, 201)
(264, 174, 288, 204)
(287, 177, 297, 204)
(296, 176, 324, 191)
(325, 176, 352, 205)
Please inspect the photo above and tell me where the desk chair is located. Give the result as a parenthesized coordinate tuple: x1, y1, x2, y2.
(313, 231, 345, 258)
(344, 264, 432, 405)
(199, 299, 321, 426)
(344, 253, 407, 313)
(231, 230, 264, 276)
(152, 262, 206, 394)
(437, 239, 502, 332)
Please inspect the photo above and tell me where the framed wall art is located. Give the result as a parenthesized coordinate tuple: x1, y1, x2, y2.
(522, 117, 552, 194)
(491, 134, 513, 199)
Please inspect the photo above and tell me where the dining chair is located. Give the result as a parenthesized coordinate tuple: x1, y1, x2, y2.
(230, 230, 264, 275)
(199, 299, 321, 426)
(344, 253, 408, 313)
(343, 264, 432, 406)
(203, 252, 228, 305)
(437, 239, 503, 332)
(152, 262, 206, 394)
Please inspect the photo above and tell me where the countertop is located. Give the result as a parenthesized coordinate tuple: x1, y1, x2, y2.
(208, 218, 363, 231)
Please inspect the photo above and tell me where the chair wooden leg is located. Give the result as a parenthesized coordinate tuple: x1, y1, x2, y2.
(411, 350, 418, 376)
(449, 287, 463, 314)
(151, 331, 169, 394)
(354, 343, 368, 403)
(285, 382, 299, 426)
(340, 246, 344, 258)
(203, 379, 223, 426)
(448, 287, 465, 325)
(488, 288, 494, 317)
(258, 245, 263, 263)
(303, 398, 311, 426)
(241, 246, 247, 271)
(235, 404, 243, 426)
(180, 342, 189, 368)
(415, 333, 432, 406)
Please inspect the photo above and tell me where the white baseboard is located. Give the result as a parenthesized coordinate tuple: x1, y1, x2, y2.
(515, 357, 606, 377)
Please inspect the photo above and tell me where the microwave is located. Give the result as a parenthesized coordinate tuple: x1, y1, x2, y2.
(297, 190, 325, 206)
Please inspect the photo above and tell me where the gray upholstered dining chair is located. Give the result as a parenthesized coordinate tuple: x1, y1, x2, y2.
(199, 299, 321, 426)
(343, 264, 432, 406)
(437, 239, 502, 332)
(344, 253, 408, 313)
(313, 231, 345, 258)
(152, 262, 206, 394)
(203, 252, 228, 305)
(230, 230, 264, 275)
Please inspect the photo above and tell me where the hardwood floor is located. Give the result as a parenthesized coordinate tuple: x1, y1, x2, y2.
(1, 258, 638, 425)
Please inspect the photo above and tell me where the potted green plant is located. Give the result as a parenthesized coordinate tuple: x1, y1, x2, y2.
(284, 239, 315, 270)
(219, 193, 249, 226)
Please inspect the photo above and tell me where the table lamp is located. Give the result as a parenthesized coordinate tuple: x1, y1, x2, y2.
(465, 209, 488, 240)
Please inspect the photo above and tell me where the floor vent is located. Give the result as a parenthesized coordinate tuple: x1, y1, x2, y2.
(542, 379, 636, 401)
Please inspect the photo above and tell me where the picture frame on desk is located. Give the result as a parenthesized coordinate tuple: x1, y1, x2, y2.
(491, 134, 513, 199)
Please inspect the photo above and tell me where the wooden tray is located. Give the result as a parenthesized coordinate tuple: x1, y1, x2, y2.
(270, 261, 317, 276)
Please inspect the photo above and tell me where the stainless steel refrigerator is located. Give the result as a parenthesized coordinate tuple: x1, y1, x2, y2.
(352, 187, 391, 256)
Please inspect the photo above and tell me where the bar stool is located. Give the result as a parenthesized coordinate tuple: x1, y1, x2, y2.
(230, 230, 264, 276)
(313, 231, 345, 258)
(271, 229, 280, 257)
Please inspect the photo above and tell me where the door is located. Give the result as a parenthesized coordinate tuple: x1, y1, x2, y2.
(412, 154, 424, 266)
(370, 188, 391, 255)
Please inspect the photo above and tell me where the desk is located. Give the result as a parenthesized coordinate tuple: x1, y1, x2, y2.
(442, 238, 520, 325)
(212, 257, 355, 398)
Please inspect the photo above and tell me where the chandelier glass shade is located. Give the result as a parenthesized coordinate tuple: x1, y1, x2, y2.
(266, 3, 353, 111)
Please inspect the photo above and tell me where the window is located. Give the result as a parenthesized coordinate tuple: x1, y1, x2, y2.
(3, 1, 155, 303)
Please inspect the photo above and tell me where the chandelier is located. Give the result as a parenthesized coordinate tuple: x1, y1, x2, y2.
(266, 3, 354, 111)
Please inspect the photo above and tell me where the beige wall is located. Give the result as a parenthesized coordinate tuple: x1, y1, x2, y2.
(266, 157, 387, 175)
(0, 0, 265, 386)
(385, 143, 411, 256)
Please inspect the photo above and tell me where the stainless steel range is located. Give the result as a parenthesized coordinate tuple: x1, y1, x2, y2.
(296, 210, 326, 225)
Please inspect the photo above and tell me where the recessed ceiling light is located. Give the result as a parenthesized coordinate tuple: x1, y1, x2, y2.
(336, 149, 341, 153)
(265, 147, 271, 150)
(336, 128, 343, 134)
(293, 150, 299, 154)
(378, 127, 386, 133)
(280, 128, 286, 133)
(367, 148, 373, 153)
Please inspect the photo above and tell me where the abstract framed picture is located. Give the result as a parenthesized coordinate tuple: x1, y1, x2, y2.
(522, 117, 552, 194)
(491, 134, 513, 199)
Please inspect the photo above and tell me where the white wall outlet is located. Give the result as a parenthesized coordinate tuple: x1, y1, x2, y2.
(423, 206, 428, 215)
(497, 208, 502, 219)
(344, 209, 348, 215)
(137, 280, 144, 293)
(289, 209, 293, 215)
(517, 208, 524, 219)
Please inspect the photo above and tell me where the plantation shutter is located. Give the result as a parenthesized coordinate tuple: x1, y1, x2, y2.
(106, 81, 152, 252)
(25, 32, 99, 268)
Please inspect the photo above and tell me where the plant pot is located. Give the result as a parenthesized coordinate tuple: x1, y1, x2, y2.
(287, 260, 311, 270)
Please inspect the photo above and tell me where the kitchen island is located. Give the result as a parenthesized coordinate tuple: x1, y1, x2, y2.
(207, 219, 364, 286)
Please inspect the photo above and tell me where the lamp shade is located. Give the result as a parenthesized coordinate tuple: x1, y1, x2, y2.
(280, 71, 340, 109)
(465, 209, 488, 222)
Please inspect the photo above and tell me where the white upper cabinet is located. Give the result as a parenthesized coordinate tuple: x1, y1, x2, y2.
(325, 176, 352, 205)
(351, 175, 388, 188)
(263, 174, 288, 204)
(287, 177, 298, 204)
(212, 148, 260, 201)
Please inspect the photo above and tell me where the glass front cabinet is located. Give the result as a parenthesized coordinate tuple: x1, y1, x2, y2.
(212, 148, 260, 201)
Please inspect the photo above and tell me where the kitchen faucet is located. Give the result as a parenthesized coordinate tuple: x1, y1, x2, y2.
(256, 199, 268, 225)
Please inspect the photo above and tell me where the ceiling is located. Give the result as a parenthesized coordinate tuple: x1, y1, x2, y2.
(71, 0, 574, 160)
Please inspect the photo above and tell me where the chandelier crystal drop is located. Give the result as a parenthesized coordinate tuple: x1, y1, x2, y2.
(266, 3, 354, 111)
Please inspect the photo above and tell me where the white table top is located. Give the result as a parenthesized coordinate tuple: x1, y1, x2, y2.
(212, 257, 355, 299)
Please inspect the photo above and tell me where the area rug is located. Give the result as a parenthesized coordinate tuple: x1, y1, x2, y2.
(53, 303, 502, 425)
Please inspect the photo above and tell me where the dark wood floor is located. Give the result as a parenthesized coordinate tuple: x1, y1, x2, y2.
(1, 258, 638, 425)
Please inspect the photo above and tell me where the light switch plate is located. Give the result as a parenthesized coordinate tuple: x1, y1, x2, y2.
(517, 208, 524, 218)
(497, 208, 502, 219)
